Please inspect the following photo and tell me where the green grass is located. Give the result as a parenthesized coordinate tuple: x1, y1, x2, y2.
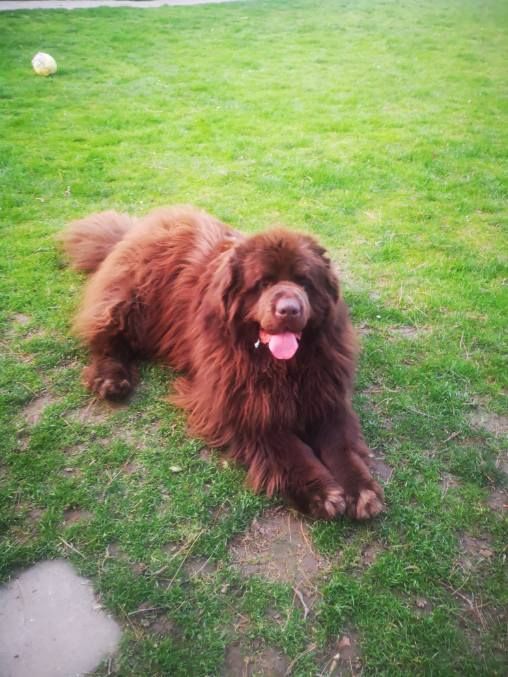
(1, 1, 507, 674)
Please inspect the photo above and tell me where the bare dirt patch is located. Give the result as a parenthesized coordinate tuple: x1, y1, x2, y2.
(130, 603, 176, 637)
(449, 589, 506, 656)
(414, 596, 433, 617)
(469, 405, 508, 437)
(361, 384, 385, 396)
(183, 557, 217, 579)
(390, 325, 428, 340)
(17, 433, 30, 451)
(359, 542, 385, 568)
(222, 642, 290, 677)
(318, 631, 362, 676)
(441, 472, 461, 493)
(63, 466, 83, 478)
(13, 313, 30, 326)
(230, 507, 327, 606)
(495, 452, 508, 477)
(6, 313, 35, 340)
(69, 401, 116, 425)
(64, 442, 88, 457)
(63, 508, 93, 526)
(12, 505, 44, 543)
(121, 461, 140, 475)
(130, 562, 149, 576)
(486, 488, 506, 512)
(106, 543, 129, 562)
(24, 393, 55, 425)
(357, 322, 371, 337)
(199, 446, 214, 462)
(457, 534, 494, 572)
(369, 454, 393, 483)
(29, 507, 44, 521)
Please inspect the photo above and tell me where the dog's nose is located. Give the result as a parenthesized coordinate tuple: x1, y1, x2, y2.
(275, 297, 301, 318)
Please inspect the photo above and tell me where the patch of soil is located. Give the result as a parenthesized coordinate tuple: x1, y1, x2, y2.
(63, 508, 93, 526)
(29, 507, 44, 521)
(361, 384, 385, 396)
(222, 643, 290, 677)
(230, 508, 327, 605)
(457, 534, 494, 572)
(131, 562, 148, 576)
(414, 596, 433, 617)
(496, 452, 508, 476)
(17, 433, 30, 451)
(122, 461, 140, 475)
(183, 557, 217, 579)
(440, 472, 461, 493)
(210, 503, 231, 522)
(469, 406, 508, 437)
(451, 592, 506, 655)
(149, 615, 175, 636)
(98, 427, 142, 451)
(162, 542, 181, 557)
(130, 602, 176, 637)
(63, 466, 83, 478)
(370, 454, 393, 483)
(318, 631, 362, 676)
(106, 543, 129, 561)
(357, 323, 371, 337)
(119, 428, 140, 446)
(390, 325, 427, 340)
(265, 607, 283, 623)
(69, 401, 115, 425)
(486, 489, 507, 512)
(13, 313, 30, 326)
(199, 446, 214, 462)
(359, 542, 385, 567)
(24, 393, 55, 425)
(13, 505, 44, 542)
(64, 442, 88, 457)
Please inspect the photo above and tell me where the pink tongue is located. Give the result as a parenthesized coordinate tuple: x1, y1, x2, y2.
(267, 332, 299, 360)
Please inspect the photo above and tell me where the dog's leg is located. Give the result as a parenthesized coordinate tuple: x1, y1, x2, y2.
(241, 433, 347, 520)
(311, 409, 384, 520)
(84, 330, 138, 401)
(76, 279, 140, 401)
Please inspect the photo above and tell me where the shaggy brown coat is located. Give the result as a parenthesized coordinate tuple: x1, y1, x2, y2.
(61, 206, 383, 520)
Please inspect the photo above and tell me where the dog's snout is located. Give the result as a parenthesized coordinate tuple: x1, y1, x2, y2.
(275, 297, 302, 319)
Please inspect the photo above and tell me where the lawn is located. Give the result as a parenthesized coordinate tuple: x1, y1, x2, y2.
(0, 0, 507, 674)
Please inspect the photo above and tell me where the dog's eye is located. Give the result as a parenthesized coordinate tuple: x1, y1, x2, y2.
(254, 277, 272, 292)
(295, 276, 310, 290)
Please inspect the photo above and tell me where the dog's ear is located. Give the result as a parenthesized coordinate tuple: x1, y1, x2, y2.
(321, 252, 340, 303)
(208, 248, 241, 322)
(306, 239, 340, 302)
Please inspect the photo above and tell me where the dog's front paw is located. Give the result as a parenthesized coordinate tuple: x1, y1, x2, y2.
(83, 366, 133, 401)
(94, 376, 132, 400)
(308, 481, 346, 520)
(345, 481, 384, 520)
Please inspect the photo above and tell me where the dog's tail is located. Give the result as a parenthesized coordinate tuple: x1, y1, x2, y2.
(59, 210, 136, 273)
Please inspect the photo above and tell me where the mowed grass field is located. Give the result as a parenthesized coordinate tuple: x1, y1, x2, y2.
(1, 0, 507, 674)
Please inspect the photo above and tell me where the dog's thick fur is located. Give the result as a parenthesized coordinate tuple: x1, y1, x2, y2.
(61, 206, 383, 520)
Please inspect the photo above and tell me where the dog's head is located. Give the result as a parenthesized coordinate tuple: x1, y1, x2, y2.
(211, 229, 339, 360)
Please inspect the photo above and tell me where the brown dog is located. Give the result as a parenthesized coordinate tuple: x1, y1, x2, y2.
(61, 206, 384, 520)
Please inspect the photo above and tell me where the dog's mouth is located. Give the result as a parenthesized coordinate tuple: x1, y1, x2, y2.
(258, 329, 302, 360)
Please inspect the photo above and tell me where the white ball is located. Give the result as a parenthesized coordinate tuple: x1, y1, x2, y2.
(32, 52, 57, 76)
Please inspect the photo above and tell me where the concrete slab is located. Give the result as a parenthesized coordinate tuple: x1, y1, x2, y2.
(0, 559, 121, 677)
